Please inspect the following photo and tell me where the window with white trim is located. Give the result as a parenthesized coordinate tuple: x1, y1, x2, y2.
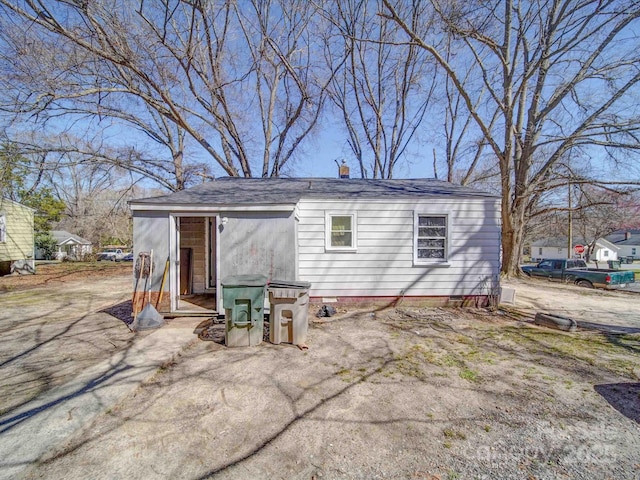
(325, 213, 357, 251)
(414, 214, 448, 263)
(0, 214, 6, 243)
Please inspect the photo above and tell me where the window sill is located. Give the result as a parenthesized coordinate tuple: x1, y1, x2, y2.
(325, 247, 358, 253)
(413, 261, 450, 268)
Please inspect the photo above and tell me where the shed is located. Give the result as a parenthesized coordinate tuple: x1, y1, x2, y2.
(0, 197, 35, 275)
(129, 177, 501, 314)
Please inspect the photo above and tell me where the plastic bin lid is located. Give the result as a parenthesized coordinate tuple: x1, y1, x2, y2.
(221, 274, 268, 287)
(269, 279, 311, 289)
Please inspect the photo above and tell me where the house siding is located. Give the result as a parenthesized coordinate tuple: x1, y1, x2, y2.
(0, 198, 34, 263)
(617, 245, 639, 259)
(297, 198, 501, 298)
(132, 212, 170, 290)
(219, 211, 296, 282)
(531, 247, 568, 262)
(592, 246, 617, 262)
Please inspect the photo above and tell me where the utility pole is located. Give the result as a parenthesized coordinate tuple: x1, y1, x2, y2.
(567, 180, 573, 258)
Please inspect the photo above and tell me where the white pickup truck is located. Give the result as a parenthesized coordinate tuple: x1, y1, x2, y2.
(96, 248, 126, 262)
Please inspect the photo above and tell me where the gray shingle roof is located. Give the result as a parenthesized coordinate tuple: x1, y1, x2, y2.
(606, 230, 640, 245)
(51, 230, 92, 245)
(530, 237, 619, 250)
(130, 177, 498, 206)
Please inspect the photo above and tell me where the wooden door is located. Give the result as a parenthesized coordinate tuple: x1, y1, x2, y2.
(180, 247, 192, 295)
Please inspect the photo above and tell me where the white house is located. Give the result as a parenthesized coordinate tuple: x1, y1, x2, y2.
(53, 230, 93, 260)
(606, 230, 640, 260)
(34, 230, 93, 260)
(129, 177, 501, 314)
(589, 238, 619, 263)
(530, 237, 619, 262)
(530, 238, 569, 261)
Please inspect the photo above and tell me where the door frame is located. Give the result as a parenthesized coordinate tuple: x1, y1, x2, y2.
(169, 213, 220, 313)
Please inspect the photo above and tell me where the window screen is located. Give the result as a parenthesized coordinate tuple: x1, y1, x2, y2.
(415, 215, 447, 262)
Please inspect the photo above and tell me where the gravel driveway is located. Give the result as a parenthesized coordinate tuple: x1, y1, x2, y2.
(1, 267, 639, 479)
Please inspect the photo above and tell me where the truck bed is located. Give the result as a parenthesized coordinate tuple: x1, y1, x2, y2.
(565, 268, 635, 288)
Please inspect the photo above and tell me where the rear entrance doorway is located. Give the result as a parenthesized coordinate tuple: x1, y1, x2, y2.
(175, 216, 217, 314)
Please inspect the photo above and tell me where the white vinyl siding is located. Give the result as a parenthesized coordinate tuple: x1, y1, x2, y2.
(532, 246, 568, 261)
(297, 198, 501, 298)
(614, 244, 638, 259)
(325, 212, 357, 251)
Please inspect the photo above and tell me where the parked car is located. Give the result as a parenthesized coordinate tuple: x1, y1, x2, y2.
(96, 248, 126, 262)
(121, 252, 134, 262)
(521, 258, 635, 289)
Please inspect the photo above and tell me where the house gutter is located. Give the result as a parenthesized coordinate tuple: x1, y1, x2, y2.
(129, 203, 297, 213)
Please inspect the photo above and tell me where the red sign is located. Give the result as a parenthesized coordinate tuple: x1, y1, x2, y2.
(574, 244, 585, 254)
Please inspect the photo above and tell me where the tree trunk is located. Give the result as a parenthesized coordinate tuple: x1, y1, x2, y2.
(501, 192, 528, 276)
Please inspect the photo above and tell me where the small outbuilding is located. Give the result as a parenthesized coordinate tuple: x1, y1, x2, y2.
(129, 177, 501, 314)
(0, 197, 35, 276)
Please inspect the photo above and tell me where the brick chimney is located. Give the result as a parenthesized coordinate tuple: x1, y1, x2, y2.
(625, 231, 631, 240)
(338, 160, 350, 178)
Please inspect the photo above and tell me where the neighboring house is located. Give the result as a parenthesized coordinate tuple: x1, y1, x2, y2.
(530, 238, 569, 261)
(35, 230, 93, 260)
(0, 197, 35, 276)
(606, 230, 640, 260)
(530, 237, 619, 262)
(129, 177, 501, 314)
(589, 237, 620, 262)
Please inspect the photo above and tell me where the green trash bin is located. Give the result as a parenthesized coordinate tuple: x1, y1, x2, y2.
(222, 274, 268, 347)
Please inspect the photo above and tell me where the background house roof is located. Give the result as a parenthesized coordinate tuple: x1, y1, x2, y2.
(130, 177, 499, 206)
(51, 230, 92, 245)
(530, 237, 576, 248)
(530, 237, 619, 250)
(606, 229, 640, 245)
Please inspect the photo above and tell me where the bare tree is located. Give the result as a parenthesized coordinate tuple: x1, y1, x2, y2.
(46, 160, 138, 246)
(0, 0, 337, 186)
(326, 0, 436, 178)
(569, 184, 640, 258)
(383, 0, 640, 276)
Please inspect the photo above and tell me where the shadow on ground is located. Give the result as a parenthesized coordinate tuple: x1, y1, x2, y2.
(101, 301, 133, 325)
(578, 321, 640, 335)
(594, 383, 640, 424)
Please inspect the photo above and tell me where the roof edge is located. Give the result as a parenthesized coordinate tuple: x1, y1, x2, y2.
(130, 203, 297, 212)
(0, 197, 37, 211)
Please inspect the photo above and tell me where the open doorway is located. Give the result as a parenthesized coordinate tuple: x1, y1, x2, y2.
(175, 216, 218, 313)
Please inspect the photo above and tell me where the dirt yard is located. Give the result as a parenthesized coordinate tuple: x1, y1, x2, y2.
(1, 265, 639, 479)
(0, 262, 140, 416)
